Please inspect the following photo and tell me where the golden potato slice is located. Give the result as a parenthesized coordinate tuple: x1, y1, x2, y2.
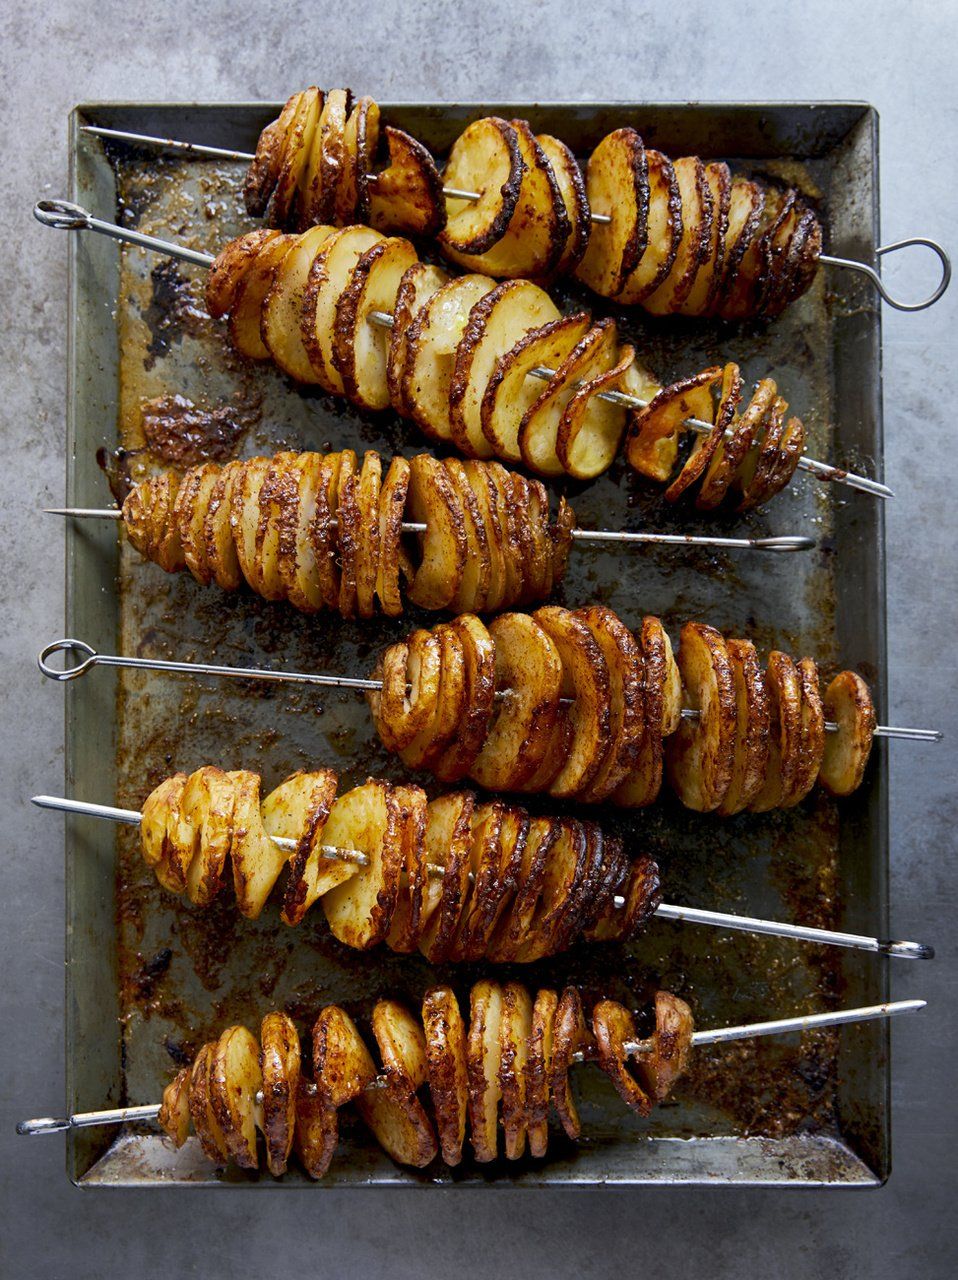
(254, 451, 301, 601)
(782, 658, 825, 807)
(749, 651, 803, 813)
(179, 765, 235, 906)
(711, 177, 764, 317)
(722, 187, 789, 320)
(467, 980, 504, 1162)
(575, 127, 648, 298)
(401, 628, 466, 772)
(480, 312, 591, 462)
(471, 612, 562, 791)
(173, 462, 220, 586)
(259, 1011, 301, 1176)
(140, 771, 187, 893)
(302, 225, 383, 395)
(616, 149, 682, 305)
(206, 229, 283, 319)
(611, 616, 671, 809)
(263, 769, 346, 926)
(536, 133, 591, 276)
(463, 804, 530, 962)
(442, 458, 493, 613)
(403, 275, 497, 443)
(440, 118, 523, 262)
(556, 346, 656, 480)
(487, 461, 533, 606)
(518, 319, 619, 477)
(383, 785, 429, 955)
(359, 1001, 438, 1168)
(223, 769, 286, 917)
(386, 263, 450, 416)
(353, 450, 382, 618)
(716, 638, 771, 816)
(189, 1043, 229, 1164)
(434, 614, 497, 783)
(375, 455, 412, 617)
(209, 1025, 263, 1170)
(334, 459, 362, 619)
(121, 472, 181, 573)
(321, 780, 405, 949)
(293, 1081, 339, 1179)
(487, 817, 555, 963)
(818, 671, 876, 796)
(369, 125, 446, 237)
(696, 375, 777, 511)
(228, 234, 296, 360)
(586, 850, 661, 943)
(730, 394, 786, 511)
(516, 819, 589, 961)
(312, 1005, 377, 1107)
(664, 363, 742, 504)
(405, 454, 467, 610)
(157, 1067, 191, 1148)
(244, 96, 294, 217)
(534, 606, 612, 799)
(458, 459, 509, 611)
(419, 792, 475, 963)
(592, 1000, 653, 1117)
(499, 983, 534, 1160)
(202, 460, 243, 591)
(642, 155, 710, 315)
(679, 161, 731, 315)
(333, 236, 419, 410)
(525, 988, 557, 1158)
(304, 88, 351, 226)
(261, 225, 337, 383)
(343, 95, 380, 223)
(229, 455, 270, 596)
(373, 1000, 429, 1088)
(623, 366, 719, 484)
(577, 606, 646, 801)
(665, 622, 736, 811)
(368, 630, 441, 754)
(269, 88, 321, 229)
(272, 452, 322, 613)
(449, 280, 561, 457)
(312, 450, 351, 609)
(550, 988, 590, 1140)
(423, 986, 469, 1167)
(637, 991, 694, 1103)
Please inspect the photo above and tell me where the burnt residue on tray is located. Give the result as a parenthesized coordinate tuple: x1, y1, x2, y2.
(93, 119, 881, 1184)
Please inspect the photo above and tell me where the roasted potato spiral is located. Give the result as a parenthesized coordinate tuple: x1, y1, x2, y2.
(203, 222, 806, 499)
(158, 983, 693, 1176)
(245, 88, 821, 319)
(369, 608, 877, 809)
(138, 765, 661, 958)
(120, 450, 574, 616)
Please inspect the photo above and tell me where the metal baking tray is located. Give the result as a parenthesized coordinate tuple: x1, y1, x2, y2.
(62, 100, 887, 1186)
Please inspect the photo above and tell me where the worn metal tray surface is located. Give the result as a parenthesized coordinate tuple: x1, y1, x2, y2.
(63, 101, 887, 1187)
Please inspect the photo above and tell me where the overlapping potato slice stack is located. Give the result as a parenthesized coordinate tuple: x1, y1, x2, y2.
(121, 449, 573, 618)
(138, 765, 661, 958)
(369, 608, 878, 808)
(243, 93, 822, 319)
(158, 982, 694, 1177)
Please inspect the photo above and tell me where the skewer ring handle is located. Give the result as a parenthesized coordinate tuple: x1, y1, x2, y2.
(34, 199, 92, 230)
(38, 638, 99, 681)
(877, 238, 952, 311)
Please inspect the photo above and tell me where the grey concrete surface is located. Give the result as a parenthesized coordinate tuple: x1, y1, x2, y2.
(1, 0, 955, 1275)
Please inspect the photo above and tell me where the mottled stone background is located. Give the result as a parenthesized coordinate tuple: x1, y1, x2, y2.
(1, 1, 954, 1275)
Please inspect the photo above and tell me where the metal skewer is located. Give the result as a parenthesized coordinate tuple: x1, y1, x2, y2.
(41, 504, 813, 555)
(30, 791, 934, 960)
(16, 996, 927, 1137)
(77, 126, 951, 313)
(37, 637, 946, 746)
(34, 199, 892, 501)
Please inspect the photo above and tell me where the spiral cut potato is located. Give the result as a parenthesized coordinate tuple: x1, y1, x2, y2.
(245, 88, 822, 319)
(203, 221, 806, 499)
(157, 983, 693, 1176)
(368, 607, 878, 809)
(120, 450, 574, 617)
(139, 765, 662, 959)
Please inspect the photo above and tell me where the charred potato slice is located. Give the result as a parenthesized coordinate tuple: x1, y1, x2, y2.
(556, 346, 657, 480)
(209, 1025, 264, 1170)
(525, 988, 558, 1158)
(333, 235, 419, 410)
(405, 454, 468, 610)
(313, 1005, 378, 1108)
(499, 982, 534, 1160)
(206, 229, 283, 319)
(375, 454, 412, 617)
(819, 671, 876, 796)
(550, 988, 590, 1140)
(592, 1000, 653, 1117)
(419, 792, 475, 964)
(664, 362, 742, 504)
(293, 1081, 339, 1179)
(302, 225, 384, 394)
(664, 622, 736, 811)
(440, 118, 523, 261)
(680, 161, 731, 315)
(575, 128, 648, 298)
(188, 1043, 230, 1164)
(534, 606, 612, 799)
(642, 155, 711, 315)
(423, 986, 469, 1166)
(387, 262, 450, 416)
(226, 769, 291, 917)
(157, 1067, 192, 1148)
(343, 95, 380, 222)
(444, 458, 493, 613)
(358, 1000, 438, 1168)
(433, 614, 497, 783)
(536, 133, 591, 276)
(577, 606, 646, 802)
(748, 651, 803, 813)
(624, 366, 719, 484)
(638, 991, 695, 1103)
(385, 785, 430, 954)
(696, 376, 777, 511)
(259, 1012, 301, 1177)
(263, 769, 347, 926)
(369, 125, 446, 237)
(716, 639, 771, 816)
(615, 149, 682, 305)
(467, 980, 504, 1162)
(228, 234, 296, 360)
(321, 781, 405, 949)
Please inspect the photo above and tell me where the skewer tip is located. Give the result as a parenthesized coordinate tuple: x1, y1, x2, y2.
(879, 940, 935, 961)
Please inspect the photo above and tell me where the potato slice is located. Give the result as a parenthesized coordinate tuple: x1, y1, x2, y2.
(518, 319, 619, 477)
(209, 1025, 264, 1170)
(423, 986, 469, 1166)
(711, 177, 764, 317)
(174, 462, 221, 586)
(471, 612, 563, 791)
(302, 225, 383, 394)
(449, 280, 561, 458)
(261, 225, 337, 383)
(305, 88, 351, 226)
(226, 769, 288, 918)
(664, 363, 742, 504)
(517, 819, 590, 962)
(642, 156, 711, 315)
(333, 236, 419, 410)
(440, 118, 523, 261)
(354, 450, 383, 618)
(534, 606, 612, 799)
(487, 817, 555, 963)
(615, 149, 681, 305)
(419, 792, 475, 964)
(433, 614, 497, 783)
(575, 127, 648, 298)
(293, 1080, 339, 1179)
(202, 460, 243, 591)
(228, 234, 296, 360)
(400, 627, 465, 772)
(442, 458, 493, 613)
(550, 988, 590, 1140)
(623, 366, 719, 484)
(343, 95, 380, 223)
(783, 658, 825, 807)
(499, 982, 534, 1160)
(230, 455, 270, 596)
(467, 980, 504, 1162)
(321, 780, 405, 949)
(403, 275, 497, 444)
(157, 1067, 191, 1148)
(254, 451, 301, 601)
(368, 630, 441, 754)
(272, 452, 323, 613)
(312, 1005, 378, 1107)
(122, 472, 182, 572)
(576, 606, 646, 801)
(592, 1000, 653, 1117)
(180, 764, 235, 907)
(730, 394, 786, 511)
(611, 616, 671, 809)
(636, 991, 695, 1103)
(206, 229, 283, 319)
(387, 263, 450, 415)
(312, 450, 351, 609)
(665, 622, 736, 811)
(680, 161, 731, 315)
(716, 638, 771, 816)
(259, 1011, 301, 1176)
(269, 88, 321, 229)
(585, 850, 661, 943)
(384, 784, 429, 954)
(536, 133, 591, 276)
(140, 771, 187, 893)
(189, 1043, 229, 1164)
(244, 97, 293, 217)
(525, 988, 557, 1158)
(480, 312, 591, 462)
(369, 125, 447, 237)
(556, 346, 655, 480)
(696, 376, 777, 511)
(819, 671, 876, 796)
(405, 454, 467, 610)
(358, 1001, 438, 1168)
(748, 651, 803, 813)
(376, 455, 412, 617)
(263, 769, 346, 926)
